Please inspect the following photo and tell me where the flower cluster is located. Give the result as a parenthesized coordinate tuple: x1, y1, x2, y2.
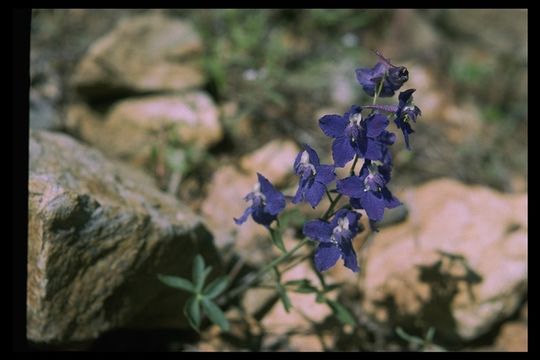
(236, 52, 421, 273)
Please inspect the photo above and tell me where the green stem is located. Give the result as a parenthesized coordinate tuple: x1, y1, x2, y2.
(325, 190, 334, 203)
(322, 194, 342, 220)
(349, 154, 359, 176)
(225, 237, 311, 301)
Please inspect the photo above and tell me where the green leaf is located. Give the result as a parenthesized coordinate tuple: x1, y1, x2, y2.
(203, 276, 229, 300)
(321, 283, 341, 293)
(315, 292, 326, 304)
(285, 279, 318, 294)
(164, 147, 188, 173)
(183, 297, 201, 331)
(201, 298, 230, 332)
(276, 283, 292, 313)
(269, 227, 286, 253)
(192, 255, 206, 292)
(327, 300, 356, 327)
(157, 274, 195, 293)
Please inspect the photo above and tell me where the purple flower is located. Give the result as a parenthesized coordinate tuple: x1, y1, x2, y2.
(292, 145, 336, 208)
(234, 173, 286, 227)
(336, 160, 401, 222)
(303, 209, 361, 272)
(319, 105, 392, 167)
(395, 89, 422, 150)
(355, 51, 409, 98)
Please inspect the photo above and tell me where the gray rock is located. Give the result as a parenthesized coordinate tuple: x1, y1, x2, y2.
(71, 13, 205, 100)
(28, 130, 221, 344)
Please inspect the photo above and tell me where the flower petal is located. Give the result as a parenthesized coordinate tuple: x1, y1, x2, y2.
(398, 88, 416, 105)
(234, 206, 253, 225)
(303, 219, 333, 242)
(303, 144, 320, 167)
(350, 197, 362, 210)
(382, 187, 401, 209)
(315, 164, 336, 185)
(345, 210, 361, 234)
(329, 208, 352, 228)
(257, 173, 285, 215)
(319, 114, 348, 138)
(366, 113, 389, 138)
(364, 138, 386, 161)
(293, 150, 303, 173)
(332, 136, 356, 168)
(336, 176, 364, 198)
(306, 181, 326, 208)
(360, 191, 385, 222)
(292, 182, 304, 204)
(314, 243, 342, 272)
(340, 239, 359, 272)
(251, 206, 276, 227)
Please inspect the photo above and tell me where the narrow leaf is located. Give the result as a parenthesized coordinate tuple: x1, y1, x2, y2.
(183, 297, 201, 331)
(192, 255, 205, 290)
(157, 274, 195, 293)
(196, 266, 214, 293)
(315, 292, 326, 303)
(285, 279, 318, 293)
(276, 283, 292, 313)
(203, 276, 229, 300)
(327, 300, 356, 327)
(284, 279, 311, 287)
(269, 227, 286, 253)
(201, 298, 230, 332)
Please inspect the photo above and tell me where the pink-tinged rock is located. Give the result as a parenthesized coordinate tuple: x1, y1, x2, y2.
(361, 178, 527, 342)
(72, 13, 204, 99)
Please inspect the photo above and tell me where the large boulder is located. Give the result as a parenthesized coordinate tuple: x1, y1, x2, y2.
(28, 130, 221, 344)
(71, 13, 204, 100)
(65, 92, 222, 167)
(360, 178, 527, 343)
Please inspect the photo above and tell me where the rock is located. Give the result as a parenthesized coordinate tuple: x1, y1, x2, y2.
(288, 335, 325, 351)
(30, 54, 63, 130)
(30, 89, 63, 131)
(494, 322, 527, 352)
(261, 261, 334, 335)
(28, 130, 221, 344)
(361, 178, 527, 342)
(72, 13, 204, 100)
(201, 165, 264, 251)
(65, 92, 222, 167)
(201, 140, 299, 259)
(240, 139, 300, 187)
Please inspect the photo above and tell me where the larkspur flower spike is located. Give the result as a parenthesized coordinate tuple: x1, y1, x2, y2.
(235, 52, 418, 274)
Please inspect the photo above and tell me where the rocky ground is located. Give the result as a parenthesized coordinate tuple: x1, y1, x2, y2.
(28, 10, 527, 351)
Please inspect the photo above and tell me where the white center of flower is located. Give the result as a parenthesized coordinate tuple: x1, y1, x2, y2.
(403, 105, 415, 112)
(364, 163, 381, 192)
(330, 216, 350, 243)
(363, 174, 373, 192)
(349, 112, 362, 127)
(300, 150, 317, 175)
(252, 182, 266, 202)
